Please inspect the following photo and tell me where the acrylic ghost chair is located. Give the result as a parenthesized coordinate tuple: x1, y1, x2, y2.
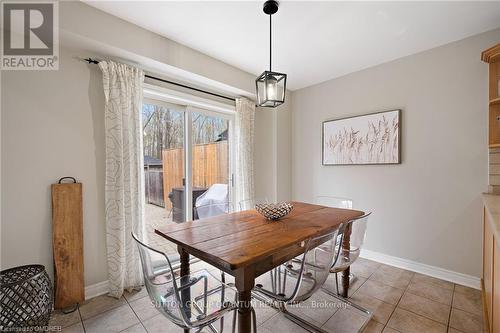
(132, 233, 257, 333)
(321, 213, 373, 322)
(194, 201, 232, 220)
(238, 198, 269, 212)
(251, 214, 373, 332)
(248, 229, 340, 332)
(315, 196, 359, 288)
(315, 196, 353, 209)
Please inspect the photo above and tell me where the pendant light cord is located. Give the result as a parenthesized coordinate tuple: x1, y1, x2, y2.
(269, 14, 272, 72)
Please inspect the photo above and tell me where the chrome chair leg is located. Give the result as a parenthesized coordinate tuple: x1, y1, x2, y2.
(252, 288, 335, 333)
(281, 270, 287, 295)
(280, 303, 330, 333)
(321, 286, 373, 317)
(320, 286, 372, 333)
(334, 271, 339, 295)
(191, 300, 221, 333)
(336, 272, 357, 285)
(193, 271, 234, 303)
(270, 269, 276, 294)
(277, 268, 282, 294)
(251, 306, 257, 333)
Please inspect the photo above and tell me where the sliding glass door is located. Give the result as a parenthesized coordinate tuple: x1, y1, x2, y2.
(141, 98, 233, 251)
(190, 109, 231, 220)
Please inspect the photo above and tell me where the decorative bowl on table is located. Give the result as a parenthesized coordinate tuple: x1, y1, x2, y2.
(255, 202, 293, 221)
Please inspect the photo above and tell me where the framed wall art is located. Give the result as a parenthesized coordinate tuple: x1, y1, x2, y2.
(322, 109, 401, 165)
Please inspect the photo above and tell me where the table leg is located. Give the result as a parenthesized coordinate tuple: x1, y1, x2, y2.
(341, 223, 352, 298)
(179, 246, 190, 333)
(235, 267, 255, 333)
(341, 267, 350, 298)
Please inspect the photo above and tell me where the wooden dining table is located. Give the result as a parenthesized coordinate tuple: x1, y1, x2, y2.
(155, 201, 364, 333)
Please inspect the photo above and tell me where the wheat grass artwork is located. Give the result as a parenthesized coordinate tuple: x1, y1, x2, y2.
(322, 109, 401, 165)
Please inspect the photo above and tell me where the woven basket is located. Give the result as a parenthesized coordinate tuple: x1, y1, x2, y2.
(0, 265, 53, 331)
(255, 202, 294, 220)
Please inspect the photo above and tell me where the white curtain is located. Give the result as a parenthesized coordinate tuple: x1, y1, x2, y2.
(234, 97, 255, 207)
(99, 61, 145, 298)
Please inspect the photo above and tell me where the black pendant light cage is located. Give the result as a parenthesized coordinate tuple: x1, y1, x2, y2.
(256, 0, 287, 108)
(256, 71, 287, 107)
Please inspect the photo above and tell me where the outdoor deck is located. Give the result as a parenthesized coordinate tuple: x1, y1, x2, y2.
(144, 203, 178, 255)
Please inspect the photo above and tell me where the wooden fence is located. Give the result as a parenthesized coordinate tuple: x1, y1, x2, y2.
(162, 141, 228, 209)
(145, 169, 164, 207)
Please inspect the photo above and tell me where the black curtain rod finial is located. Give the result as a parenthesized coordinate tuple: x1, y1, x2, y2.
(84, 58, 99, 64)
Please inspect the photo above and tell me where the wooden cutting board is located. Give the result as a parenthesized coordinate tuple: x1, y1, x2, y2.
(51, 179, 84, 309)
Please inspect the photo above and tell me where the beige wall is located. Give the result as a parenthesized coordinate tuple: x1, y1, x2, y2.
(2, 46, 108, 286)
(254, 101, 293, 203)
(276, 102, 292, 201)
(1, 2, 291, 288)
(291, 28, 500, 277)
(254, 107, 277, 201)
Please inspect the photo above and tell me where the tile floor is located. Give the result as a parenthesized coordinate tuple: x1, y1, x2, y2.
(49, 258, 485, 333)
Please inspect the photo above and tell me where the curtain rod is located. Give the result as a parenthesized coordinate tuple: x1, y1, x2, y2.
(84, 58, 236, 102)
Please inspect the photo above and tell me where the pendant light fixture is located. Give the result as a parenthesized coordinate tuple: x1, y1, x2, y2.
(255, 0, 287, 108)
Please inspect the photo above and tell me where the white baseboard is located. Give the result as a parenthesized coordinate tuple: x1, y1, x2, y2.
(85, 281, 108, 300)
(360, 249, 481, 290)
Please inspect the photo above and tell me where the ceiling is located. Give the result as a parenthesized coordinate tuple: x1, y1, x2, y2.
(85, 1, 500, 91)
